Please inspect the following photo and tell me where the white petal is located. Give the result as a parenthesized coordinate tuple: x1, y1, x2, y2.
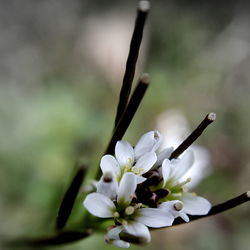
(179, 212, 190, 222)
(117, 173, 137, 205)
(159, 200, 184, 218)
(124, 222, 151, 243)
(155, 147, 174, 166)
(135, 175, 147, 184)
(83, 193, 114, 218)
(182, 193, 212, 215)
(171, 151, 194, 180)
(106, 227, 130, 249)
(115, 141, 135, 166)
(159, 200, 187, 221)
(134, 152, 157, 174)
(134, 131, 162, 159)
(137, 208, 174, 228)
(112, 240, 130, 248)
(161, 159, 171, 186)
(100, 155, 120, 175)
(159, 200, 179, 212)
(96, 175, 118, 200)
(107, 226, 124, 240)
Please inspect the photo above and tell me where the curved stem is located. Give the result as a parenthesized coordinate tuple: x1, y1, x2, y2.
(56, 164, 87, 230)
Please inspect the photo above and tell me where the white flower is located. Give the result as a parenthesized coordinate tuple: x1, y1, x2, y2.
(134, 130, 162, 159)
(84, 173, 178, 247)
(100, 131, 161, 184)
(156, 109, 212, 188)
(159, 151, 211, 218)
(159, 194, 211, 222)
(161, 150, 195, 187)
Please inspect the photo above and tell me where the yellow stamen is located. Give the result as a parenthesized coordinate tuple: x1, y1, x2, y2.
(125, 206, 135, 215)
(179, 178, 191, 187)
(131, 167, 139, 174)
(122, 220, 128, 226)
(113, 212, 120, 218)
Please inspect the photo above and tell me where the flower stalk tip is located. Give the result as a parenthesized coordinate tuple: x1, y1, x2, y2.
(208, 112, 216, 121)
(169, 112, 217, 160)
(247, 191, 250, 198)
(138, 1, 150, 12)
(140, 73, 150, 85)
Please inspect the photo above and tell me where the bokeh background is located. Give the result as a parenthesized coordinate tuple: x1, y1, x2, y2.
(0, 0, 250, 250)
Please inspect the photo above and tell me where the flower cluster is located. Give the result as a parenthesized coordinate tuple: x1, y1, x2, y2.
(83, 131, 211, 248)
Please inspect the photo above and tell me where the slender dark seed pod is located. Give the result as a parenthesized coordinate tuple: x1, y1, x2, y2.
(172, 191, 250, 226)
(95, 74, 150, 180)
(107, 74, 150, 155)
(7, 230, 92, 247)
(169, 112, 216, 160)
(114, 1, 150, 126)
(56, 164, 87, 230)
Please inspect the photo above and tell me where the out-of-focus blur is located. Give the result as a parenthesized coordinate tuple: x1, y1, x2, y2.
(0, 1, 250, 250)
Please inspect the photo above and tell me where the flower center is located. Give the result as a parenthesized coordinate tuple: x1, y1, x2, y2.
(113, 204, 139, 225)
(131, 166, 144, 175)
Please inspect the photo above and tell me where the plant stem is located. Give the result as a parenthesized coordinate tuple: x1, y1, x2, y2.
(95, 74, 150, 180)
(114, 1, 150, 127)
(7, 230, 92, 247)
(169, 112, 216, 160)
(107, 74, 150, 154)
(56, 164, 87, 230)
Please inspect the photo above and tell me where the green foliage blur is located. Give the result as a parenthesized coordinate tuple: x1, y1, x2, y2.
(0, 1, 249, 250)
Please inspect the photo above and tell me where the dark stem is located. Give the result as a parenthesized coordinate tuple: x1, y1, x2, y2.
(120, 232, 148, 245)
(96, 74, 150, 179)
(108, 74, 150, 154)
(56, 164, 87, 230)
(172, 191, 250, 226)
(169, 112, 216, 160)
(114, 1, 150, 127)
(7, 230, 92, 247)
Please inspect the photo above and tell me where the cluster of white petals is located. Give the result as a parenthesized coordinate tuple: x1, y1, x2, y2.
(83, 131, 212, 248)
(84, 173, 180, 248)
(100, 131, 161, 184)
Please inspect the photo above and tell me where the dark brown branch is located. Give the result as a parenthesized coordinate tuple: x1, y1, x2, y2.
(120, 232, 148, 245)
(107, 74, 150, 154)
(114, 1, 150, 126)
(172, 191, 250, 226)
(169, 112, 216, 160)
(7, 230, 92, 247)
(96, 74, 150, 179)
(56, 164, 87, 230)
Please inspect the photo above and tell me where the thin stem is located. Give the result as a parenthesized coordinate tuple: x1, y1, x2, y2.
(169, 112, 216, 160)
(7, 230, 92, 247)
(120, 232, 147, 245)
(56, 164, 87, 230)
(172, 191, 250, 226)
(107, 74, 150, 154)
(114, 1, 150, 126)
(96, 74, 150, 179)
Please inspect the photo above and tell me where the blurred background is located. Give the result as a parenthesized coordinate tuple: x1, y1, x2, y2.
(0, 0, 250, 249)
